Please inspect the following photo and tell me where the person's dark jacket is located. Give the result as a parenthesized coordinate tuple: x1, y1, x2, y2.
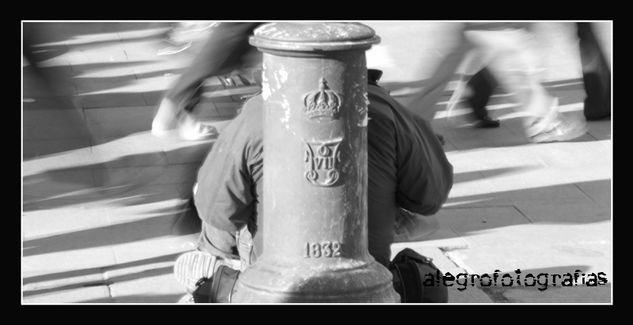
(194, 78, 453, 266)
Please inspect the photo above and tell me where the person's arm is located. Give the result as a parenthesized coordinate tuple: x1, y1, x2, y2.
(194, 98, 263, 233)
(396, 114, 453, 216)
(368, 83, 453, 216)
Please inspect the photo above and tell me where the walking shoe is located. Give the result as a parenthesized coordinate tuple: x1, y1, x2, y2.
(526, 98, 588, 143)
(177, 115, 219, 141)
(151, 100, 218, 141)
(173, 251, 219, 294)
(473, 115, 501, 128)
(528, 118, 588, 143)
(394, 209, 440, 243)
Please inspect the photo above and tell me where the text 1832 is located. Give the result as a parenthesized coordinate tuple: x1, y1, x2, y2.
(304, 241, 341, 258)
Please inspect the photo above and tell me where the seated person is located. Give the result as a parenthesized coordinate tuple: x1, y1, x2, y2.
(173, 69, 454, 302)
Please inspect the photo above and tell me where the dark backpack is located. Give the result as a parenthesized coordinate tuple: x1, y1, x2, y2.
(388, 248, 448, 303)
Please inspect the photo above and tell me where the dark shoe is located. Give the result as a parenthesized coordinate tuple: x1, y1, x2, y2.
(474, 115, 501, 128)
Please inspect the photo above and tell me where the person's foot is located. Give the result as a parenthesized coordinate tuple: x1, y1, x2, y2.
(474, 115, 501, 128)
(528, 117, 588, 143)
(173, 251, 219, 294)
(526, 98, 588, 143)
(151, 98, 217, 141)
(177, 114, 218, 141)
(394, 209, 440, 242)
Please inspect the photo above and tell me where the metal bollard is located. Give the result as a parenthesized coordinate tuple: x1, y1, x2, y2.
(231, 22, 399, 303)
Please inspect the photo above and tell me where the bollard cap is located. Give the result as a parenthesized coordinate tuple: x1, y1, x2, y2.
(250, 22, 380, 53)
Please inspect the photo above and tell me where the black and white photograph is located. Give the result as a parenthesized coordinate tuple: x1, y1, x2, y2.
(21, 20, 612, 305)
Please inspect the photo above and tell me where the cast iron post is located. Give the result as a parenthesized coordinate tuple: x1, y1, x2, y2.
(231, 22, 399, 303)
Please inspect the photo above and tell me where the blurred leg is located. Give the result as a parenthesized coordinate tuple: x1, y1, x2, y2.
(465, 29, 587, 142)
(404, 30, 472, 122)
(466, 67, 500, 127)
(152, 23, 261, 139)
(23, 23, 97, 156)
(577, 23, 611, 120)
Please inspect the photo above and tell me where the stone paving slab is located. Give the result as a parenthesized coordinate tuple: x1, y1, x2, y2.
(393, 225, 471, 251)
(498, 284, 612, 304)
(22, 66, 77, 97)
(439, 206, 531, 235)
(514, 199, 610, 223)
(73, 74, 138, 95)
(23, 267, 106, 297)
(447, 183, 592, 210)
(84, 106, 155, 138)
(111, 236, 196, 268)
(23, 284, 112, 304)
(23, 168, 97, 200)
(108, 272, 185, 304)
(23, 107, 91, 140)
(575, 180, 611, 208)
(22, 205, 112, 241)
(76, 92, 148, 109)
(442, 222, 612, 278)
(23, 245, 117, 280)
(23, 142, 95, 170)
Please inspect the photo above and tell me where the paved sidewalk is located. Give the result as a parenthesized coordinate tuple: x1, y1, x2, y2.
(22, 21, 612, 304)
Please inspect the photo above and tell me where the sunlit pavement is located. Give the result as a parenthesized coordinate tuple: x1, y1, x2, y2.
(22, 21, 612, 304)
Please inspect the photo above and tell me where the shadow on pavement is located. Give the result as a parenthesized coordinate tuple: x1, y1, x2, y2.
(22, 178, 609, 258)
(23, 252, 182, 286)
(78, 293, 184, 304)
(23, 142, 213, 211)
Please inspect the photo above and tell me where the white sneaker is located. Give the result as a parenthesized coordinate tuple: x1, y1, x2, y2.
(526, 98, 588, 143)
(177, 115, 218, 141)
(173, 251, 218, 294)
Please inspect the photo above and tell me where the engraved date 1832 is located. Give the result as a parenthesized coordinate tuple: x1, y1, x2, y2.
(304, 241, 342, 258)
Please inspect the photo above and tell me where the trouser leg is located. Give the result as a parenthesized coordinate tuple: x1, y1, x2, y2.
(577, 22, 611, 120)
(196, 221, 240, 260)
(467, 67, 497, 120)
(164, 23, 260, 107)
(196, 221, 258, 271)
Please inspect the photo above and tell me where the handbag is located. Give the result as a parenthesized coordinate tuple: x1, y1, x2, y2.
(388, 248, 448, 303)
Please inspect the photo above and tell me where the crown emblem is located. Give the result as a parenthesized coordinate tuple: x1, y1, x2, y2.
(303, 78, 342, 120)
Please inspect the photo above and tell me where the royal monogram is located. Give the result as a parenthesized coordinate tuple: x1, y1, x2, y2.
(304, 138, 343, 186)
(303, 78, 342, 120)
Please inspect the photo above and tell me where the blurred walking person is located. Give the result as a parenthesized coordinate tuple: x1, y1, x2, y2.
(151, 22, 262, 141)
